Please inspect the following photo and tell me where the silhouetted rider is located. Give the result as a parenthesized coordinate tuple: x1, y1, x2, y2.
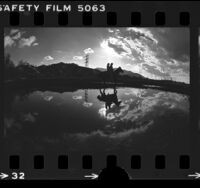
(110, 63, 114, 73)
(106, 62, 114, 81)
(107, 63, 110, 72)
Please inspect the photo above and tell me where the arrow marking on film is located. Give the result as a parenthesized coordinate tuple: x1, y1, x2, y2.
(188, 172, 200, 179)
(0, 173, 9, 180)
(84, 173, 98, 180)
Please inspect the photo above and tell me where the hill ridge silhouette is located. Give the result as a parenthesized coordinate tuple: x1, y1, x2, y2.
(4, 61, 190, 95)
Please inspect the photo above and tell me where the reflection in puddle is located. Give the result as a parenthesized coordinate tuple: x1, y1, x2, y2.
(72, 95, 83, 100)
(4, 87, 189, 153)
(44, 96, 53, 101)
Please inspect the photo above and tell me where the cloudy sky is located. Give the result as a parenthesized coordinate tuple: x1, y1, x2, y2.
(4, 27, 189, 83)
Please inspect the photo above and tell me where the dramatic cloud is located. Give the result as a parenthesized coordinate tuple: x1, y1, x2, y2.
(142, 64, 170, 78)
(100, 40, 122, 58)
(19, 36, 37, 48)
(150, 28, 189, 62)
(12, 31, 22, 40)
(101, 28, 189, 83)
(84, 48, 94, 54)
(4, 36, 15, 47)
(33, 42, 39, 46)
(126, 28, 158, 44)
(97, 89, 188, 132)
(10, 29, 19, 35)
(73, 56, 84, 61)
(44, 55, 54, 61)
(4, 28, 189, 83)
(108, 28, 114, 33)
(4, 29, 39, 48)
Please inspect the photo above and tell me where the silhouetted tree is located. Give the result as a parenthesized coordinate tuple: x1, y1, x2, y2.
(18, 59, 30, 67)
(4, 53, 17, 80)
(5, 53, 15, 68)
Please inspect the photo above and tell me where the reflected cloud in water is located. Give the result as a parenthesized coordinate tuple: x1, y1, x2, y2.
(4, 112, 39, 136)
(83, 102, 93, 108)
(70, 120, 153, 140)
(3, 87, 190, 152)
(98, 89, 188, 125)
(22, 112, 38, 122)
(44, 96, 53, 101)
(72, 95, 83, 100)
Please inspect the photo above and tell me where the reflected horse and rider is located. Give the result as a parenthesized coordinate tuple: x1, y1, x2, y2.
(97, 63, 123, 109)
(97, 87, 121, 110)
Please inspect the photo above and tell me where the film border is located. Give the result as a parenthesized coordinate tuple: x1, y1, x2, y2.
(0, 1, 199, 181)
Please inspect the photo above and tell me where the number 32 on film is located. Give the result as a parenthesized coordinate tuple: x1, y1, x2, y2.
(77, 4, 106, 12)
(11, 172, 25, 180)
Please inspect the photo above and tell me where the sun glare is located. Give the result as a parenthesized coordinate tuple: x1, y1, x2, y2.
(100, 40, 121, 59)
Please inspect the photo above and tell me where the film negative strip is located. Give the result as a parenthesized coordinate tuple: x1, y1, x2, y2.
(0, 0, 200, 181)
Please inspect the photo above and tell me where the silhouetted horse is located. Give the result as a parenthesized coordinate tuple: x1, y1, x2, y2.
(97, 88, 121, 109)
(99, 67, 124, 84)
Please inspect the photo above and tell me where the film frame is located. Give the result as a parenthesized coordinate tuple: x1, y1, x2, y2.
(0, 0, 199, 182)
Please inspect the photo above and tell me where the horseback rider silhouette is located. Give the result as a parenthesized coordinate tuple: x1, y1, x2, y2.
(110, 63, 114, 73)
(106, 62, 114, 81)
(97, 87, 121, 109)
(107, 63, 110, 72)
(100, 63, 123, 85)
